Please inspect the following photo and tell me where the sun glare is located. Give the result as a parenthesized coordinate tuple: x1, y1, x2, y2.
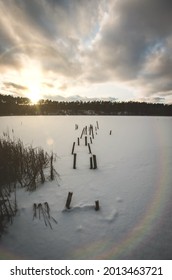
(20, 61, 43, 104)
(27, 83, 41, 104)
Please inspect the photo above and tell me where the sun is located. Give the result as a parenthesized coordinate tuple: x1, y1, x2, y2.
(27, 83, 41, 104)
(20, 60, 43, 104)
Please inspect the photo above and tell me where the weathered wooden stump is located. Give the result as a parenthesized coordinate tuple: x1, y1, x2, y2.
(95, 200, 100, 211)
(93, 154, 97, 169)
(33, 203, 37, 219)
(71, 142, 75, 154)
(73, 153, 77, 169)
(88, 143, 92, 154)
(80, 128, 84, 139)
(90, 157, 93, 169)
(96, 121, 99, 129)
(85, 136, 88, 146)
(85, 126, 87, 135)
(65, 192, 73, 209)
(90, 126, 94, 139)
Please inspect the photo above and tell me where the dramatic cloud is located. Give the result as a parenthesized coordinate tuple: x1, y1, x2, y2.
(85, 0, 172, 98)
(0, 0, 172, 103)
(0, 82, 28, 96)
(3, 82, 28, 91)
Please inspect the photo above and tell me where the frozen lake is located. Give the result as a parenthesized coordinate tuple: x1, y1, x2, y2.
(0, 116, 172, 259)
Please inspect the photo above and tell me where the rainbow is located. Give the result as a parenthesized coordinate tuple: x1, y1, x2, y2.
(72, 118, 171, 259)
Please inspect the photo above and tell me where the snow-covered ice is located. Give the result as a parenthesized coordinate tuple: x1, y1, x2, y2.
(0, 116, 172, 259)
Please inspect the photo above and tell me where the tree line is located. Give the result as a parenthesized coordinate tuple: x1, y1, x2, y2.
(0, 93, 172, 116)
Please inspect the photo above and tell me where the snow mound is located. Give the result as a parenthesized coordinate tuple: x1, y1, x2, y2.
(103, 209, 119, 223)
(62, 203, 97, 212)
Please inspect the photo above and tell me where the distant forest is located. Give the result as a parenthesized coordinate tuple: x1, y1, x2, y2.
(0, 93, 172, 116)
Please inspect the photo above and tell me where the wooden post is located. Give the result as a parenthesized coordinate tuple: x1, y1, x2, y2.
(50, 153, 54, 180)
(73, 153, 77, 169)
(80, 128, 84, 139)
(65, 192, 73, 209)
(96, 121, 99, 129)
(89, 125, 93, 135)
(95, 200, 100, 211)
(71, 142, 75, 154)
(92, 128, 94, 139)
(33, 203, 37, 219)
(90, 157, 93, 169)
(77, 137, 80, 146)
(93, 154, 97, 169)
(88, 143, 91, 154)
(85, 136, 87, 146)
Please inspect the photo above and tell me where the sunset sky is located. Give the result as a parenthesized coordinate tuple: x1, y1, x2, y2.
(0, 0, 172, 103)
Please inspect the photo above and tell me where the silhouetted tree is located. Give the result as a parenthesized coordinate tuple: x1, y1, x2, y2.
(0, 93, 172, 116)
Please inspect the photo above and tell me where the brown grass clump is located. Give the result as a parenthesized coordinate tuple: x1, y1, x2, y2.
(0, 134, 57, 236)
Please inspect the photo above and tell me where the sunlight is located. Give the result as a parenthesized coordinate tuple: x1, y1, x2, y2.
(20, 60, 43, 104)
(27, 83, 41, 104)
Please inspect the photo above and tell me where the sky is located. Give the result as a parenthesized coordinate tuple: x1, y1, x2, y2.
(0, 0, 172, 104)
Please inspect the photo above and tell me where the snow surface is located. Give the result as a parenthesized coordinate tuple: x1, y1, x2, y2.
(0, 116, 172, 260)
